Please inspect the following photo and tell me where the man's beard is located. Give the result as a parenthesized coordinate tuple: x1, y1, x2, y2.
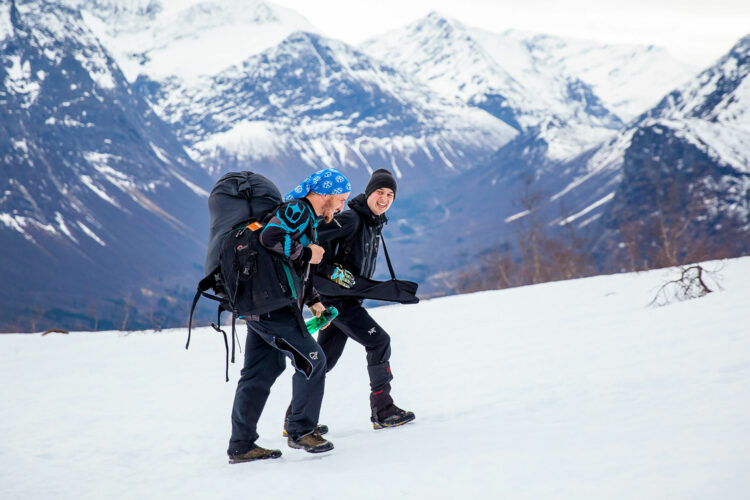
(322, 199, 339, 223)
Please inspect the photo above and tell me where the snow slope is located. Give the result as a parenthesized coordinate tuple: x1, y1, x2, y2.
(65, 0, 318, 81)
(2, 257, 749, 499)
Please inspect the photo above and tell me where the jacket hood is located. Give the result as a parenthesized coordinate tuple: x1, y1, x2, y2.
(348, 193, 387, 226)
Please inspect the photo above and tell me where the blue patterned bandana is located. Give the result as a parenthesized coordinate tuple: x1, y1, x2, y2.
(285, 168, 352, 201)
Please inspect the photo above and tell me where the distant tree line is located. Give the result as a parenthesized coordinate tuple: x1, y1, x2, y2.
(452, 170, 749, 294)
(2, 288, 196, 334)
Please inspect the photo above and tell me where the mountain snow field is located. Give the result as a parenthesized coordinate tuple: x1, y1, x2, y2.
(2, 257, 749, 499)
(76, 0, 319, 81)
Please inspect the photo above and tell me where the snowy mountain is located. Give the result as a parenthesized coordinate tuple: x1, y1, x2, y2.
(61, 3, 517, 190)
(4, 0, 742, 329)
(62, 0, 318, 81)
(134, 31, 517, 190)
(571, 34, 750, 265)
(0, 0, 215, 332)
(363, 14, 617, 165)
(359, 12, 702, 196)
(374, 26, 745, 288)
(362, 12, 696, 127)
(518, 31, 697, 123)
(356, 15, 632, 278)
(3, 256, 750, 498)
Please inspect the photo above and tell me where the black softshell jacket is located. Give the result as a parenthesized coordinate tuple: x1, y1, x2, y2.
(316, 193, 385, 280)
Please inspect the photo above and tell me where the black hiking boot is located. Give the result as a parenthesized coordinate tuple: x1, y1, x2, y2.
(371, 406, 415, 430)
(228, 444, 282, 464)
(283, 419, 329, 437)
(288, 431, 334, 453)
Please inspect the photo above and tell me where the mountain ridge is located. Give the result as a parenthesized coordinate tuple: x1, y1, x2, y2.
(1, 0, 215, 332)
(134, 29, 517, 190)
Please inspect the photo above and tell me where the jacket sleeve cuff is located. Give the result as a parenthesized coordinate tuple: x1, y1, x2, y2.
(301, 246, 313, 263)
(305, 288, 321, 307)
(317, 263, 334, 278)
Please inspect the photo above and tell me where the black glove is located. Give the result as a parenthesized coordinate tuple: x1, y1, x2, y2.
(329, 265, 355, 288)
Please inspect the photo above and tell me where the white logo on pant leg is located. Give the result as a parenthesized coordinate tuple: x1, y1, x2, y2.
(309, 351, 318, 360)
(368, 327, 376, 335)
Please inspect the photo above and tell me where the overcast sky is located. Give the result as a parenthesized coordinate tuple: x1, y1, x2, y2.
(272, 0, 750, 68)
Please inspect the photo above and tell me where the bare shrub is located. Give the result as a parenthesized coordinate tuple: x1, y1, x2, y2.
(649, 264, 724, 307)
(42, 329, 70, 336)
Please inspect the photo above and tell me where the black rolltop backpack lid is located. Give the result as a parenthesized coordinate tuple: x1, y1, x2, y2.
(204, 171, 283, 275)
(187, 171, 301, 381)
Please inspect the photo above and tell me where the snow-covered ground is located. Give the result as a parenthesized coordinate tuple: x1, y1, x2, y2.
(2, 258, 750, 499)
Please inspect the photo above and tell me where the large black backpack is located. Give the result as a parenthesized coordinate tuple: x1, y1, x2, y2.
(204, 171, 282, 275)
(187, 171, 300, 380)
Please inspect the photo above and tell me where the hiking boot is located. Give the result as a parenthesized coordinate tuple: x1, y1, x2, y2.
(283, 420, 329, 437)
(371, 406, 415, 430)
(228, 444, 282, 464)
(287, 431, 334, 453)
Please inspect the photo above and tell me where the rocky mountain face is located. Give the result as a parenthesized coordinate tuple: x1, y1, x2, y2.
(590, 34, 750, 268)
(0, 0, 215, 332)
(468, 33, 750, 281)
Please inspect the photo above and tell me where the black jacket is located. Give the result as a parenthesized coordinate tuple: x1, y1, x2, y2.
(312, 194, 419, 305)
(316, 193, 385, 281)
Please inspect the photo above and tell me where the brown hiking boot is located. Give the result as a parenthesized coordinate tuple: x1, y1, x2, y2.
(287, 431, 334, 453)
(371, 406, 415, 430)
(228, 444, 282, 464)
(283, 420, 329, 437)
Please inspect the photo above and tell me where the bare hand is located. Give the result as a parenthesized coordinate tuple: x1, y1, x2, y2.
(309, 302, 325, 318)
(308, 244, 325, 264)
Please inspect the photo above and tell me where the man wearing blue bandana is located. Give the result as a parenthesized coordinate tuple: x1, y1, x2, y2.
(227, 168, 351, 463)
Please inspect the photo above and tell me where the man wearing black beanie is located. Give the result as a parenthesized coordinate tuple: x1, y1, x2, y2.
(282, 168, 415, 434)
(365, 168, 398, 199)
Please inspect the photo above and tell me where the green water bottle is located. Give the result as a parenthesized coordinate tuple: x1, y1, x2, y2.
(306, 306, 339, 334)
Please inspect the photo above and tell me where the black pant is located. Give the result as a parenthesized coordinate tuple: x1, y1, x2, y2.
(317, 299, 395, 416)
(228, 306, 326, 454)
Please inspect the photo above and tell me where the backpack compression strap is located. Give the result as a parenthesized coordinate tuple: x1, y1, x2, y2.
(209, 319, 230, 382)
(186, 272, 228, 349)
(209, 306, 243, 383)
(186, 273, 243, 382)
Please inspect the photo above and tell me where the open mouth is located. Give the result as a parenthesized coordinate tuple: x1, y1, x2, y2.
(377, 201, 388, 208)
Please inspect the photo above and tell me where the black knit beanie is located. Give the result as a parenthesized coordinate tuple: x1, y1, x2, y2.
(365, 169, 397, 198)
